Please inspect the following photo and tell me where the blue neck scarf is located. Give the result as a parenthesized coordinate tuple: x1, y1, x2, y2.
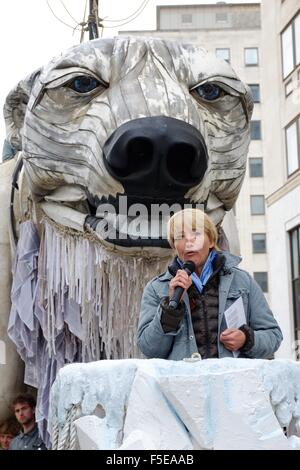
(177, 249, 217, 295)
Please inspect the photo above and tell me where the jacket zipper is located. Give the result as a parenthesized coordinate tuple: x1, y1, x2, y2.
(201, 296, 211, 359)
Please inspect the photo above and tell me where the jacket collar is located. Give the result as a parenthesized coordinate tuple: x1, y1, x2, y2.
(220, 251, 242, 272)
(19, 424, 38, 439)
(159, 251, 241, 282)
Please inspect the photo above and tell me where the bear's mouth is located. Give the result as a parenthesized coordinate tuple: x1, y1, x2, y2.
(84, 115, 208, 250)
(85, 192, 204, 249)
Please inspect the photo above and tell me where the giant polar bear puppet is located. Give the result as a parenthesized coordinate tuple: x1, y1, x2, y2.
(0, 37, 253, 441)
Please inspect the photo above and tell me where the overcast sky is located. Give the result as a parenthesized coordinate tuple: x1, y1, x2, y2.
(0, 0, 260, 143)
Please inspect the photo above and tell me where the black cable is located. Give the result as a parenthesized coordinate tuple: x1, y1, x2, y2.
(102, 0, 150, 29)
(59, 0, 79, 24)
(102, 0, 148, 23)
(46, 0, 75, 29)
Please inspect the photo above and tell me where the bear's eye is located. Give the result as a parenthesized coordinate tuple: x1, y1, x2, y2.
(194, 83, 223, 101)
(68, 76, 101, 93)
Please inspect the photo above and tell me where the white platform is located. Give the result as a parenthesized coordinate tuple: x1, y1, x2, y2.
(49, 358, 300, 450)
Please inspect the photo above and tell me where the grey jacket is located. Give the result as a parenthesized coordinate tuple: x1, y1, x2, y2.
(137, 252, 283, 360)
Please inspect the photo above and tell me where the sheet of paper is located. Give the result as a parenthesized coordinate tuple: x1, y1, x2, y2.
(223, 296, 246, 358)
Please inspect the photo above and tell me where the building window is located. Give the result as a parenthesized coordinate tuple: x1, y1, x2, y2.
(250, 195, 265, 215)
(281, 12, 300, 79)
(290, 226, 300, 345)
(285, 79, 294, 97)
(282, 24, 294, 78)
(216, 48, 230, 63)
(181, 14, 192, 24)
(249, 158, 263, 177)
(250, 120, 262, 140)
(295, 13, 300, 65)
(248, 84, 260, 103)
(245, 47, 258, 66)
(252, 234, 267, 253)
(216, 12, 228, 23)
(254, 272, 268, 292)
(286, 116, 300, 176)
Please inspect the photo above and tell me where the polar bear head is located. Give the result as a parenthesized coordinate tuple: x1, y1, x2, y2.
(4, 37, 253, 254)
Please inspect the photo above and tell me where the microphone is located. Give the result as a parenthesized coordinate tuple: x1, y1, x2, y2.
(168, 260, 196, 309)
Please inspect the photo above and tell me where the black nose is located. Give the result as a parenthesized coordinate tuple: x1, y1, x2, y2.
(103, 116, 208, 198)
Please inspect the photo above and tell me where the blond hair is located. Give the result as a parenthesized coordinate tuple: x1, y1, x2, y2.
(167, 208, 220, 251)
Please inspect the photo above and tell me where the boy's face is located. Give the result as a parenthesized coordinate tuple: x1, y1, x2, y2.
(13, 402, 35, 426)
(0, 432, 14, 449)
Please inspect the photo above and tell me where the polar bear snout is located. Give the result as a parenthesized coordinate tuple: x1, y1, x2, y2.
(103, 116, 208, 198)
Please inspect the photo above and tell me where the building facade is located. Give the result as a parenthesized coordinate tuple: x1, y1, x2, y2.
(121, 1, 300, 358)
(121, 4, 270, 297)
(261, 0, 300, 359)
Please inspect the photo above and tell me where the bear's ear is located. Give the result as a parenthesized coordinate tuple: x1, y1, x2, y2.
(3, 69, 40, 152)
